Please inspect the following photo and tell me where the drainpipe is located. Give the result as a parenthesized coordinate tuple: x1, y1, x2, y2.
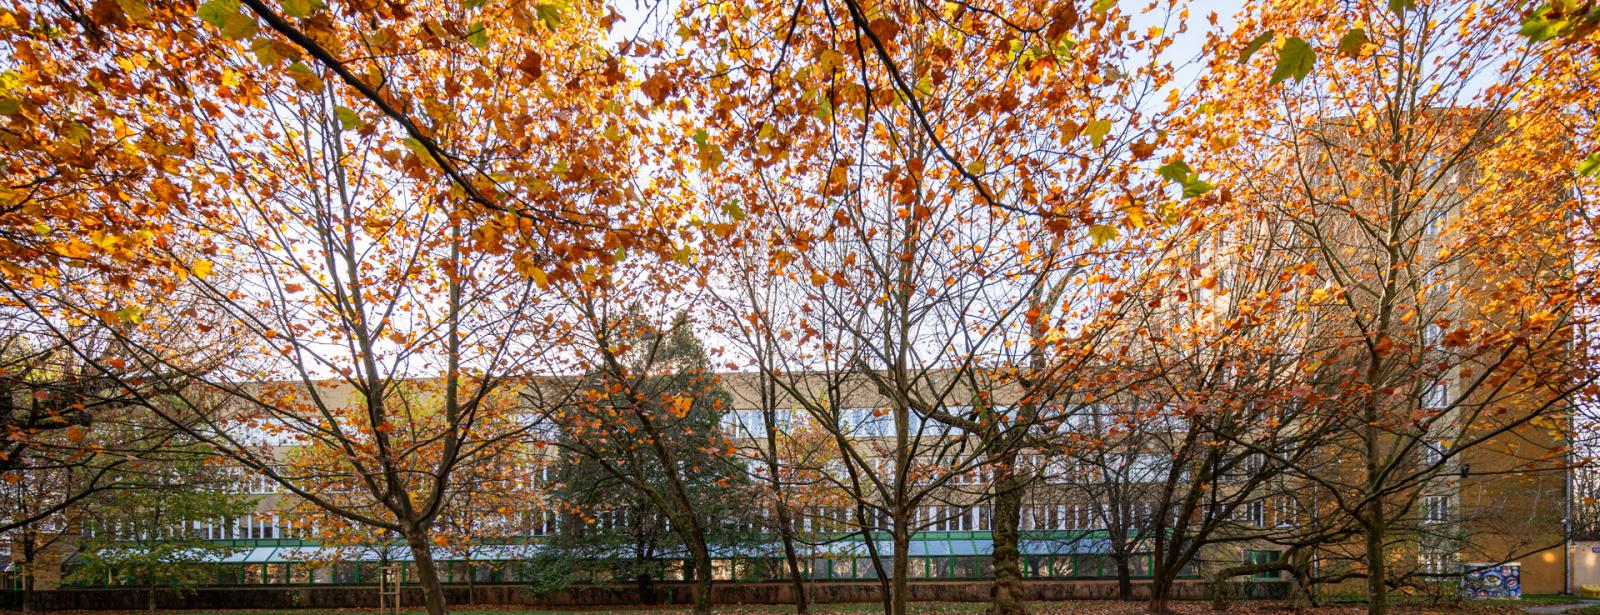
(1563, 399, 1574, 596)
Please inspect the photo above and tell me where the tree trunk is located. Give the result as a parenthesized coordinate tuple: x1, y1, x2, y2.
(774, 503, 809, 614)
(1365, 509, 1387, 615)
(988, 452, 1027, 615)
(1116, 554, 1133, 602)
(684, 532, 715, 615)
(21, 565, 33, 613)
(404, 528, 450, 615)
(891, 517, 911, 615)
(761, 368, 809, 615)
(21, 532, 35, 613)
(147, 585, 157, 612)
(638, 571, 658, 606)
(1211, 573, 1232, 611)
(1149, 571, 1173, 615)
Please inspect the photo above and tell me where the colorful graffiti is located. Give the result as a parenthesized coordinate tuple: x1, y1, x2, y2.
(1461, 563, 1521, 599)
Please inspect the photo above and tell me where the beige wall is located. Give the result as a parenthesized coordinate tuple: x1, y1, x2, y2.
(1572, 542, 1600, 593)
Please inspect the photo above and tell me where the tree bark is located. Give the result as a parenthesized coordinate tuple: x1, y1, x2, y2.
(891, 517, 911, 615)
(20, 533, 35, 614)
(763, 370, 809, 615)
(404, 528, 450, 615)
(1365, 507, 1388, 615)
(638, 571, 658, 606)
(988, 451, 1027, 615)
(775, 503, 809, 614)
(1149, 572, 1173, 615)
(684, 531, 716, 615)
(1116, 554, 1133, 602)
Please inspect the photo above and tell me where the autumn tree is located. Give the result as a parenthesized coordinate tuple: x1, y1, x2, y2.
(14, 71, 633, 615)
(0, 0, 701, 611)
(528, 302, 756, 615)
(1194, 2, 1592, 613)
(675, 0, 1205, 608)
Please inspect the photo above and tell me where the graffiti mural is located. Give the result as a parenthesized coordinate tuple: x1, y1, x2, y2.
(1461, 563, 1521, 600)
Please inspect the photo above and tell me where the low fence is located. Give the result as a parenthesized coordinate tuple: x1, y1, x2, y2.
(0, 579, 1291, 610)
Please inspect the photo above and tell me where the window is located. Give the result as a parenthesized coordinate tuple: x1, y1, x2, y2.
(1424, 380, 1450, 409)
(1244, 550, 1282, 579)
(1421, 440, 1445, 467)
(1424, 323, 1443, 348)
(1420, 549, 1455, 576)
(1422, 495, 1452, 525)
(1236, 499, 1266, 527)
(1271, 496, 1299, 527)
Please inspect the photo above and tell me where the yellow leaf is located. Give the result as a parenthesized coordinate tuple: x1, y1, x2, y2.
(193, 259, 214, 279)
(1089, 224, 1118, 246)
(115, 306, 144, 324)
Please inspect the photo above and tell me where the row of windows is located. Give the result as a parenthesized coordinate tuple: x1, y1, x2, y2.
(84, 514, 301, 541)
(79, 496, 1330, 544)
(62, 554, 1195, 588)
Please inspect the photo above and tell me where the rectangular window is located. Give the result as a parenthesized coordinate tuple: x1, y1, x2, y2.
(1422, 495, 1452, 525)
(1424, 380, 1450, 409)
(1244, 550, 1281, 579)
(1420, 550, 1455, 576)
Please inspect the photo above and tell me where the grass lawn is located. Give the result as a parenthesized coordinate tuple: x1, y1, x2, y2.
(1484, 595, 1585, 606)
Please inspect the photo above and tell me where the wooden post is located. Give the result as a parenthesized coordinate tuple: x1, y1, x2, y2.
(379, 565, 401, 615)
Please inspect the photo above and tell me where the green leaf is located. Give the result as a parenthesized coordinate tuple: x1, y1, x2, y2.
(1182, 178, 1213, 198)
(466, 21, 489, 48)
(722, 199, 747, 221)
(1337, 28, 1369, 57)
(117, 0, 152, 23)
(1158, 160, 1194, 185)
(251, 38, 281, 65)
(1388, 0, 1415, 15)
(692, 128, 710, 149)
(1578, 153, 1600, 179)
(1092, 0, 1116, 14)
(197, 0, 239, 30)
(1520, 16, 1570, 42)
(280, 0, 323, 18)
(966, 159, 986, 176)
(534, 1, 564, 30)
(1085, 119, 1112, 147)
(221, 10, 259, 40)
(402, 138, 434, 164)
(1238, 30, 1275, 64)
(198, 0, 258, 41)
(1270, 37, 1315, 85)
(334, 106, 363, 130)
(1157, 159, 1212, 198)
(287, 61, 323, 92)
